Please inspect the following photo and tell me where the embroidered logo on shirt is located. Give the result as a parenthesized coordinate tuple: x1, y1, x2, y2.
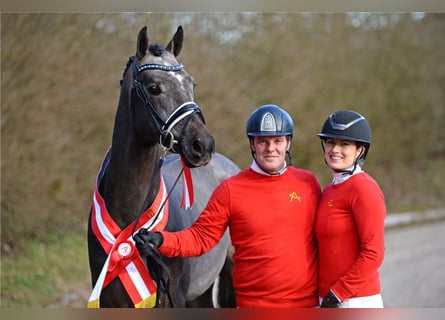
(289, 192, 302, 202)
(327, 200, 334, 207)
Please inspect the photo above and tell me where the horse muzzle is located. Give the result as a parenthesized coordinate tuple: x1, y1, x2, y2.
(179, 133, 215, 168)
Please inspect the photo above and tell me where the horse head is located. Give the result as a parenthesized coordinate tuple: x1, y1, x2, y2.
(124, 26, 215, 167)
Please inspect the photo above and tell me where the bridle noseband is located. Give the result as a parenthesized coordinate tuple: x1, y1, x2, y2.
(130, 57, 205, 152)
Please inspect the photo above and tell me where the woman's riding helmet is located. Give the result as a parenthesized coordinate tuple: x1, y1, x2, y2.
(317, 110, 371, 162)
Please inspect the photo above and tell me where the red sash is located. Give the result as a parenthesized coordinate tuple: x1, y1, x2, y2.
(88, 148, 169, 308)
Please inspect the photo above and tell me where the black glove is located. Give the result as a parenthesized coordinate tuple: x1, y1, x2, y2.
(320, 290, 341, 308)
(133, 229, 164, 257)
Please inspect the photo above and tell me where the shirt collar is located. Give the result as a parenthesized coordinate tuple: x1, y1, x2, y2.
(332, 164, 363, 185)
(250, 160, 288, 176)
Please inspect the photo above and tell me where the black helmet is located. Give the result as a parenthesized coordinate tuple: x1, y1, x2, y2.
(318, 110, 371, 163)
(246, 104, 294, 138)
(317, 110, 371, 145)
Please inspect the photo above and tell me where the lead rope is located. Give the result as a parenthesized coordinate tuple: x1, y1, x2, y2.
(130, 153, 185, 308)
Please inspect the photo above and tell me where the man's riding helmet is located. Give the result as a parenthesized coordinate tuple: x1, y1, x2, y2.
(246, 104, 294, 138)
(246, 104, 294, 165)
(317, 110, 371, 163)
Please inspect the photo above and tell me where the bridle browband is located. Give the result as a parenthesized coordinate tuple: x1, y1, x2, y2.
(128, 56, 205, 152)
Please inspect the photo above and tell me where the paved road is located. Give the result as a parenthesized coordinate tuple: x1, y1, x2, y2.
(380, 220, 445, 307)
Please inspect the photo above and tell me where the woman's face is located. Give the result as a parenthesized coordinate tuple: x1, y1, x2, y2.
(251, 135, 290, 174)
(323, 138, 364, 171)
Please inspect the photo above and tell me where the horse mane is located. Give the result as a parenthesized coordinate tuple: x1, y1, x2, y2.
(120, 56, 135, 86)
(119, 44, 166, 86)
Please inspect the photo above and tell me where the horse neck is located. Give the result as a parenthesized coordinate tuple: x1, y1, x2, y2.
(101, 98, 163, 229)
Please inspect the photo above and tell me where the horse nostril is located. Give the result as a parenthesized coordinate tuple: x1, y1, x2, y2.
(192, 140, 204, 156)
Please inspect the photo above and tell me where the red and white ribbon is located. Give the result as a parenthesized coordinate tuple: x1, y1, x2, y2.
(180, 156, 194, 209)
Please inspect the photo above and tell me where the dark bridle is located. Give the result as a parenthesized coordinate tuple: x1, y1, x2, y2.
(124, 55, 205, 152)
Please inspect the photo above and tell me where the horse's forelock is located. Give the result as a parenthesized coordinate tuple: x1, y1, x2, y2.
(149, 44, 165, 57)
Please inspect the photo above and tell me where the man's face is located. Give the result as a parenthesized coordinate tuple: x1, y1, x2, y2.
(251, 135, 290, 174)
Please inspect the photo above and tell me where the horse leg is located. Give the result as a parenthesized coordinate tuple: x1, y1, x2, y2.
(100, 279, 133, 307)
(185, 247, 236, 308)
(185, 284, 214, 307)
(216, 245, 236, 308)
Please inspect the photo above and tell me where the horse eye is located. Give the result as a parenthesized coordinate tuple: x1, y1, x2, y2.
(147, 84, 162, 96)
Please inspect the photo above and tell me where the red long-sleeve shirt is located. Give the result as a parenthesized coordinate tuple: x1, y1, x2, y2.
(159, 166, 321, 307)
(315, 172, 386, 302)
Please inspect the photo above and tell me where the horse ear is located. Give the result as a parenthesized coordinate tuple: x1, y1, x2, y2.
(166, 26, 183, 57)
(136, 26, 149, 60)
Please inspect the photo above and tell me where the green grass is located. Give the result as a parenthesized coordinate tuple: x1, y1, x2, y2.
(1, 231, 89, 307)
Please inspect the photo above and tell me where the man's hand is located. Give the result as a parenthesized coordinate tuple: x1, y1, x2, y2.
(133, 229, 164, 257)
(320, 290, 341, 308)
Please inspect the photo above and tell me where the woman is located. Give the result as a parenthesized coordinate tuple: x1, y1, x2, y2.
(316, 110, 386, 308)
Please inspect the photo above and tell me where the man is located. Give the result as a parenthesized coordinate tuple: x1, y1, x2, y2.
(135, 104, 321, 307)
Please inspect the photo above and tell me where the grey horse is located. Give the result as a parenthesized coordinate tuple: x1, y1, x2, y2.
(87, 26, 239, 307)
